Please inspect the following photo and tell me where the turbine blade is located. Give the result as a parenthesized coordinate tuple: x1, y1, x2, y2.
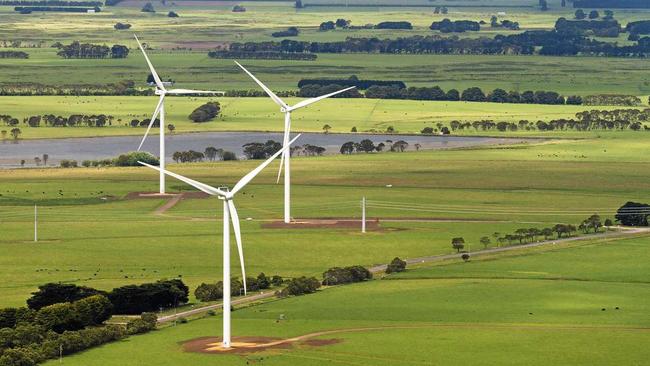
(289, 86, 355, 111)
(138, 161, 227, 196)
(227, 200, 247, 296)
(137, 94, 165, 151)
(231, 134, 301, 195)
(166, 89, 225, 95)
(275, 151, 284, 184)
(234, 61, 287, 109)
(134, 34, 165, 91)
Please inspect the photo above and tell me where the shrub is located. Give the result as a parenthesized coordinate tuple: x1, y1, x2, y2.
(126, 313, 156, 335)
(194, 283, 222, 302)
(109, 279, 189, 315)
(167, 10, 178, 17)
(221, 151, 237, 161)
(177, 317, 187, 324)
(113, 151, 158, 167)
(385, 257, 407, 274)
(270, 275, 284, 286)
(188, 102, 220, 123)
(322, 266, 372, 286)
(141, 2, 154, 12)
(113, 22, 131, 30)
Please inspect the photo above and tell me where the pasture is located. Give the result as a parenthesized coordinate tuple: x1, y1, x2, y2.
(39, 233, 650, 366)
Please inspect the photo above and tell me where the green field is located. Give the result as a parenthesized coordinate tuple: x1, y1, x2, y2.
(2, 96, 649, 139)
(39, 233, 650, 366)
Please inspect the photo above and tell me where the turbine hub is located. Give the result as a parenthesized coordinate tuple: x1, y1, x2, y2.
(154, 89, 165, 96)
(280, 107, 288, 113)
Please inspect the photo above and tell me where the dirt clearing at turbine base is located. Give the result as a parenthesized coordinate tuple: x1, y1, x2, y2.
(262, 218, 381, 230)
(181, 336, 342, 355)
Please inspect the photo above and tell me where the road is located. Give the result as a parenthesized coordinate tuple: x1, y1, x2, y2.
(158, 226, 650, 324)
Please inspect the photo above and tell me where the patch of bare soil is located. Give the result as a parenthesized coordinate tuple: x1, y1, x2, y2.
(262, 218, 381, 230)
(183, 336, 296, 354)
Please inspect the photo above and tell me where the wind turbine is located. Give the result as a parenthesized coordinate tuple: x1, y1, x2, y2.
(139, 134, 300, 349)
(134, 34, 224, 194)
(235, 61, 355, 223)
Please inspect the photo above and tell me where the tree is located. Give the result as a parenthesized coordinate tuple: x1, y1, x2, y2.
(167, 124, 175, 134)
(561, 0, 566, 7)
(188, 102, 220, 123)
(322, 124, 331, 134)
(480, 236, 490, 249)
(340, 141, 355, 154)
(141, 2, 154, 12)
(539, 0, 548, 11)
(351, 126, 357, 132)
(168, 11, 178, 17)
(589, 10, 599, 19)
(615, 201, 650, 227)
(541, 227, 553, 240)
(278, 277, 320, 297)
(294, 0, 302, 8)
(385, 257, 407, 274)
(358, 139, 375, 153)
(42, 154, 48, 166)
(461, 253, 470, 262)
(27, 283, 105, 310)
(603, 10, 614, 20)
(585, 214, 602, 232)
(575, 9, 586, 19)
(414, 143, 421, 151)
(604, 218, 613, 227)
(194, 283, 222, 302)
(451, 237, 465, 253)
(461, 87, 486, 102)
(10, 127, 21, 140)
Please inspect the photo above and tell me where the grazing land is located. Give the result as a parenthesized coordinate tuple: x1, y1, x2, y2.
(2, 1, 650, 365)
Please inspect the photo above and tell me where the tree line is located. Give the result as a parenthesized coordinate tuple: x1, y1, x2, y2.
(14, 5, 100, 12)
(56, 41, 128, 59)
(73, 152, 159, 169)
(0, 51, 28, 59)
(340, 139, 410, 154)
(226, 29, 650, 57)
(439, 109, 650, 133)
(0, 0, 100, 4)
(208, 50, 317, 61)
(454, 215, 607, 253)
(573, 0, 649, 8)
(0, 279, 175, 366)
(271, 26, 299, 38)
(297, 75, 406, 90)
(194, 273, 283, 302)
(429, 19, 480, 33)
(172, 147, 237, 163)
(555, 17, 621, 37)
(0, 80, 141, 96)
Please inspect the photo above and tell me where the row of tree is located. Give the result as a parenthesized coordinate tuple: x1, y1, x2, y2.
(271, 26, 299, 38)
(429, 19, 480, 33)
(208, 50, 317, 61)
(15, 5, 100, 12)
(226, 30, 650, 57)
(194, 273, 283, 302)
(322, 266, 372, 286)
(0, 80, 141, 96)
(340, 139, 409, 154)
(72, 152, 159, 168)
(0, 51, 28, 58)
(555, 18, 620, 37)
(0, 0, 100, 5)
(573, 0, 649, 8)
(56, 42, 128, 59)
(297, 75, 406, 90)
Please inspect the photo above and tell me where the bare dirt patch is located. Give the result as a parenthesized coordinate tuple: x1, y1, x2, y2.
(183, 336, 308, 354)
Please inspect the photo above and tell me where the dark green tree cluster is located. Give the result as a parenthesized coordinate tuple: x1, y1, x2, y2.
(27, 283, 105, 310)
(14, 5, 100, 13)
(278, 277, 321, 297)
(615, 201, 650, 226)
(188, 102, 220, 123)
(78, 152, 158, 168)
(0, 51, 28, 59)
(171, 150, 204, 163)
(430, 19, 480, 33)
(375, 21, 412, 30)
(0, 80, 138, 96)
(56, 41, 129, 59)
(108, 279, 189, 315)
(140, 2, 153, 12)
(298, 84, 361, 98)
(208, 50, 317, 61)
(573, 0, 648, 8)
(298, 75, 406, 90)
(385, 257, 406, 274)
(113, 22, 131, 30)
(0, 0, 100, 5)
(232, 4, 245, 12)
(194, 274, 284, 302)
(322, 266, 372, 286)
(554, 17, 620, 37)
(271, 26, 299, 38)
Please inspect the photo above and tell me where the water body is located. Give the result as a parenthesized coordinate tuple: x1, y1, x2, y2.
(0, 132, 532, 167)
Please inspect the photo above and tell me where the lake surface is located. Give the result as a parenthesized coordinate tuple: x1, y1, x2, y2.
(0, 132, 532, 167)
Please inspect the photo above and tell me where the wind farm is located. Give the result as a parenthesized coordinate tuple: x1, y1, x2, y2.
(1, 2, 650, 366)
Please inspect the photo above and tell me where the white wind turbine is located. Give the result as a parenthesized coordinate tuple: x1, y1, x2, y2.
(139, 134, 300, 349)
(235, 61, 355, 223)
(134, 34, 224, 194)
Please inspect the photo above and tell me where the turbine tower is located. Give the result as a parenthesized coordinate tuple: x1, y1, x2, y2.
(134, 35, 223, 194)
(235, 61, 355, 223)
(139, 134, 300, 349)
